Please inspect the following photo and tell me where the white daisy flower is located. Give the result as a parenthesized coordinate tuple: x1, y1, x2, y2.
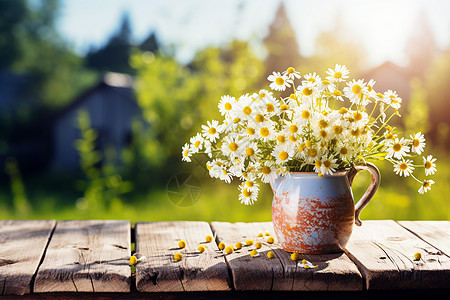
(201, 120, 221, 142)
(271, 143, 295, 165)
(318, 78, 336, 93)
(332, 89, 345, 101)
(302, 72, 321, 86)
(268, 71, 292, 91)
(423, 155, 437, 176)
(218, 95, 237, 118)
(256, 122, 276, 142)
(393, 159, 414, 177)
(297, 81, 317, 99)
(386, 137, 410, 160)
(181, 143, 192, 162)
(283, 67, 301, 80)
(418, 180, 435, 194)
(344, 79, 368, 105)
(221, 135, 244, 159)
(410, 132, 426, 154)
(243, 141, 260, 161)
(190, 133, 204, 153)
(238, 180, 260, 205)
(384, 90, 402, 109)
(258, 162, 278, 183)
(326, 64, 350, 83)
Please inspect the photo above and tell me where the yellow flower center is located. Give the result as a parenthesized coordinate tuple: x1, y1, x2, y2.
(334, 72, 342, 79)
(255, 114, 264, 123)
(323, 160, 332, 168)
(393, 143, 402, 152)
(423, 181, 430, 188)
(334, 125, 343, 135)
(228, 142, 238, 152)
(301, 110, 310, 119)
(222, 169, 228, 175)
(246, 148, 255, 156)
(243, 188, 252, 197)
(315, 160, 322, 168)
(308, 78, 315, 83)
(376, 92, 384, 98)
(194, 141, 201, 148)
(280, 104, 289, 111)
(287, 67, 295, 74)
(206, 163, 212, 170)
(259, 93, 266, 99)
(243, 106, 252, 115)
(368, 85, 373, 92)
(322, 79, 330, 85)
(234, 117, 241, 124)
(354, 112, 363, 121)
(289, 135, 297, 142)
(278, 151, 289, 161)
(208, 127, 216, 135)
(319, 119, 329, 128)
(260, 127, 270, 137)
(184, 150, 189, 157)
(298, 144, 305, 152)
(305, 140, 312, 148)
(261, 166, 271, 174)
(399, 163, 408, 170)
(246, 127, 255, 135)
(339, 107, 348, 114)
(352, 84, 362, 94)
(225, 103, 232, 110)
(308, 148, 317, 157)
(333, 90, 342, 96)
(289, 125, 298, 133)
(425, 161, 432, 169)
(245, 181, 254, 187)
(277, 135, 286, 144)
(413, 139, 420, 147)
(266, 103, 274, 112)
(275, 77, 284, 86)
(302, 87, 313, 96)
(340, 147, 348, 155)
(319, 130, 327, 138)
(351, 128, 360, 137)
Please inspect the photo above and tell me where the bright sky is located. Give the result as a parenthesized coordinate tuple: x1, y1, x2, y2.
(57, 0, 450, 68)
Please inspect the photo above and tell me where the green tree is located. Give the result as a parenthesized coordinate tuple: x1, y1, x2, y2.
(129, 40, 264, 186)
(86, 12, 135, 74)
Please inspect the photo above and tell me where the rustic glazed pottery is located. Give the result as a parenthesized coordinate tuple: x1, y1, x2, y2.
(271, 163, 380, 254)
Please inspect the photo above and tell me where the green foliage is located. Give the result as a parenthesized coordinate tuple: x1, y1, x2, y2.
(4, 157, 30, 216)
(129, 40, 264, 182)
(423, 50, 450, 147)
(74, 110, 133, 213)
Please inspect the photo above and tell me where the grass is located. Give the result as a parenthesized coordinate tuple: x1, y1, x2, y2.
(1, 150, 449, 222)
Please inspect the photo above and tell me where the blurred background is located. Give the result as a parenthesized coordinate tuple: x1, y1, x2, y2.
(0, 0, 449, 222)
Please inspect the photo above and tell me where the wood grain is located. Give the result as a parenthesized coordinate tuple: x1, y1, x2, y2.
(398, 221, 450, 256)
(34, 220, 131, 293)
(0, 220, 56, 295)
(345, 220, 450, 290)
(135, 221, 231, 292)
(210, 221, 362, 291)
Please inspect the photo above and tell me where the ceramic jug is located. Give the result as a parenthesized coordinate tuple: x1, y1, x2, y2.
(271, 163, 380, 254)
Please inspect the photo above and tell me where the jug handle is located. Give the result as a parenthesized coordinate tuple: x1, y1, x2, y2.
(347, 162, 380, 226)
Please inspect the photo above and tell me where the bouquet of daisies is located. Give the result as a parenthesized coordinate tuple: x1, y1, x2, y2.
(182, 65, 437, 205)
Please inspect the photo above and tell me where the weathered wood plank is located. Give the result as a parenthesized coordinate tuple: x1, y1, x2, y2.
(210, 221, 362, 291)
(0, 220, 56, 295)
(345, 220, 450, 290)
(34, 220, 131, 293)
(135, 221, 231, 292)
(398, 221, 450, 256)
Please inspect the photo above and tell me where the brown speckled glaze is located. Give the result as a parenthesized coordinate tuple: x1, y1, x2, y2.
(271, 163, 380, 254)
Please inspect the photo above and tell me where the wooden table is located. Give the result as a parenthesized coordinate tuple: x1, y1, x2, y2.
(0, 220, 449, 298)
